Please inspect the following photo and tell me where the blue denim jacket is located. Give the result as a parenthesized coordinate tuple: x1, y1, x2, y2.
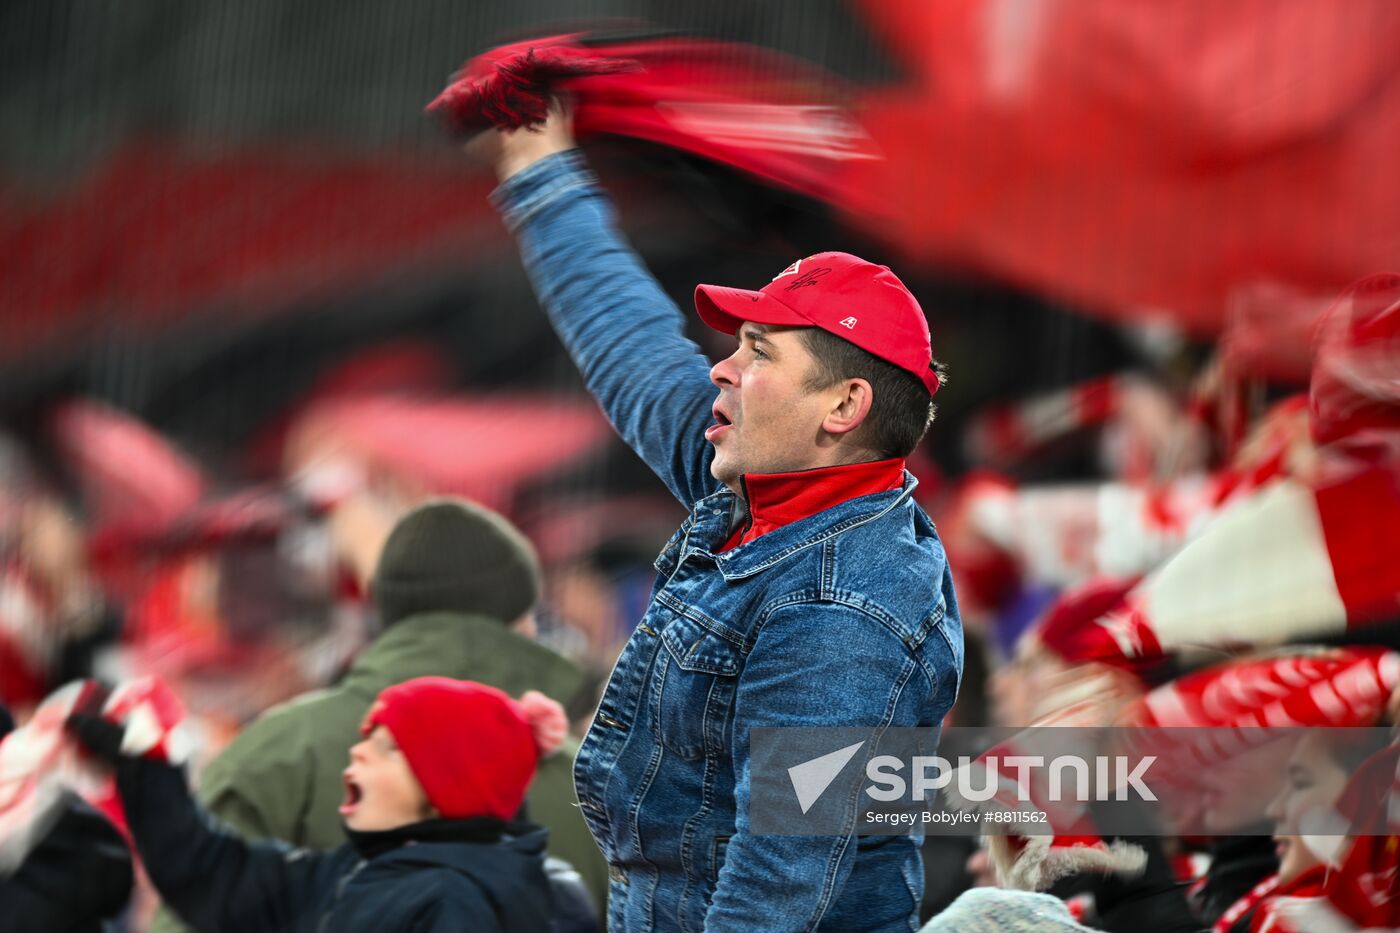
(493, 151, 963, 932)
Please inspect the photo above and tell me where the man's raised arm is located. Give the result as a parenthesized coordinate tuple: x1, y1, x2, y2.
(484, 112, 720, 507)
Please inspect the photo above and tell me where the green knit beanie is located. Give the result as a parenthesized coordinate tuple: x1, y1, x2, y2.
(373, 498, 541, 626)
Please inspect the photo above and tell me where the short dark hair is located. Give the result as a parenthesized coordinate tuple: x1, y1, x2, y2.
(799, 328, 945, 459)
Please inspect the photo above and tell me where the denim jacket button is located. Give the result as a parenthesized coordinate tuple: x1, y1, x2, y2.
(596, 712, 629, 731)
(609, 864, 628, 885)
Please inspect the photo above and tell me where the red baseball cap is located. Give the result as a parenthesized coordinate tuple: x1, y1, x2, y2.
(694, 252, 940, 397)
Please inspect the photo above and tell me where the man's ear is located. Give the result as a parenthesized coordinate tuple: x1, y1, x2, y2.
(822, 378, 873, 437)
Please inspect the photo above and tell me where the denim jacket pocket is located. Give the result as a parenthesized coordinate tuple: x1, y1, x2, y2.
(651, 614, 742, 761)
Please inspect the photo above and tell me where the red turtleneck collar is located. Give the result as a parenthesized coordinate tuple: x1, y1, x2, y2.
(719, 457, 906, 553)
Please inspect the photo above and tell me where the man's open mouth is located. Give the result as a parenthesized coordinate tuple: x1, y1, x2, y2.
(705, 408, 733, 441)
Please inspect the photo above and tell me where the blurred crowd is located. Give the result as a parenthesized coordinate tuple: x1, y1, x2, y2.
(0, 362, 669, 725)
(920, 273, 1400, 930)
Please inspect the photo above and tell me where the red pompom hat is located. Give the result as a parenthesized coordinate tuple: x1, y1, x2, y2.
(361, 677, 565, 821)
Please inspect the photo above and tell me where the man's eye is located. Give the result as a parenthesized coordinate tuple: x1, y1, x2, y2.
(752, 347, 768, 360)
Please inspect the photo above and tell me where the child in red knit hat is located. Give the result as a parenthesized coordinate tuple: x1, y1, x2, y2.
(67, 676, 572, 933)
(342, 677, 568, 829)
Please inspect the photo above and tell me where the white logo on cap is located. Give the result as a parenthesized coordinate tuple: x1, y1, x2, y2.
(772, 259, 802, 281)
(839, 317, 858, 329)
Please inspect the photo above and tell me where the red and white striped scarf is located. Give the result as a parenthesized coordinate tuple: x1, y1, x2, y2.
(0, 677, 189, 872)
(966, 651, 1398, 891)
(1087, 452, 1400, 663)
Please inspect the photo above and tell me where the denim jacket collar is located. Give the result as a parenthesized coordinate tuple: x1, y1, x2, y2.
(677, 471, 920, 581)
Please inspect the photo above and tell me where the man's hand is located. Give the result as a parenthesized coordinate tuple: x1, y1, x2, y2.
(466, 101, 576, 183)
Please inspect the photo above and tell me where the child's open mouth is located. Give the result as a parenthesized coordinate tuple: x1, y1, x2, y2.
(339, 773, 363, 815)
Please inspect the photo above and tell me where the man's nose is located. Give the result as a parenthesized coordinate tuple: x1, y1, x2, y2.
(710, 352, 740, 388)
